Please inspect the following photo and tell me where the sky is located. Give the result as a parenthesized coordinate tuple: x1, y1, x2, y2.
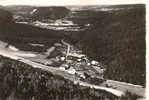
(0, 0, 146, 6)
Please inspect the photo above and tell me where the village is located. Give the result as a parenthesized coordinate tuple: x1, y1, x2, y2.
(39, 40, 106, 84)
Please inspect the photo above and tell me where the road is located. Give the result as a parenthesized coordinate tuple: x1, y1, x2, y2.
(0, 41, 146, 98)
(105, 80, 146, 97)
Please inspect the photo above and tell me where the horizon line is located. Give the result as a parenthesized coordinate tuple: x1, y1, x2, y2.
(0, 3, 146, 7)
(0, 0, 146, 6)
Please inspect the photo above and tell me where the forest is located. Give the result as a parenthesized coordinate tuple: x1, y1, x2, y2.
(0, 55, 117, 100)
(0, 55, 141, 100)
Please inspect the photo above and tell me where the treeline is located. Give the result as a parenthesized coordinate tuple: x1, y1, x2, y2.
(0, 55, 117, 100)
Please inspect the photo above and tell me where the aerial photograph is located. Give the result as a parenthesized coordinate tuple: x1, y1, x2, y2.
(0, 0, 146, 100)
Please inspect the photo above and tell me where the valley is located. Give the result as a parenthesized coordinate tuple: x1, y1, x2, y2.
(0, 4, 146, 100)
